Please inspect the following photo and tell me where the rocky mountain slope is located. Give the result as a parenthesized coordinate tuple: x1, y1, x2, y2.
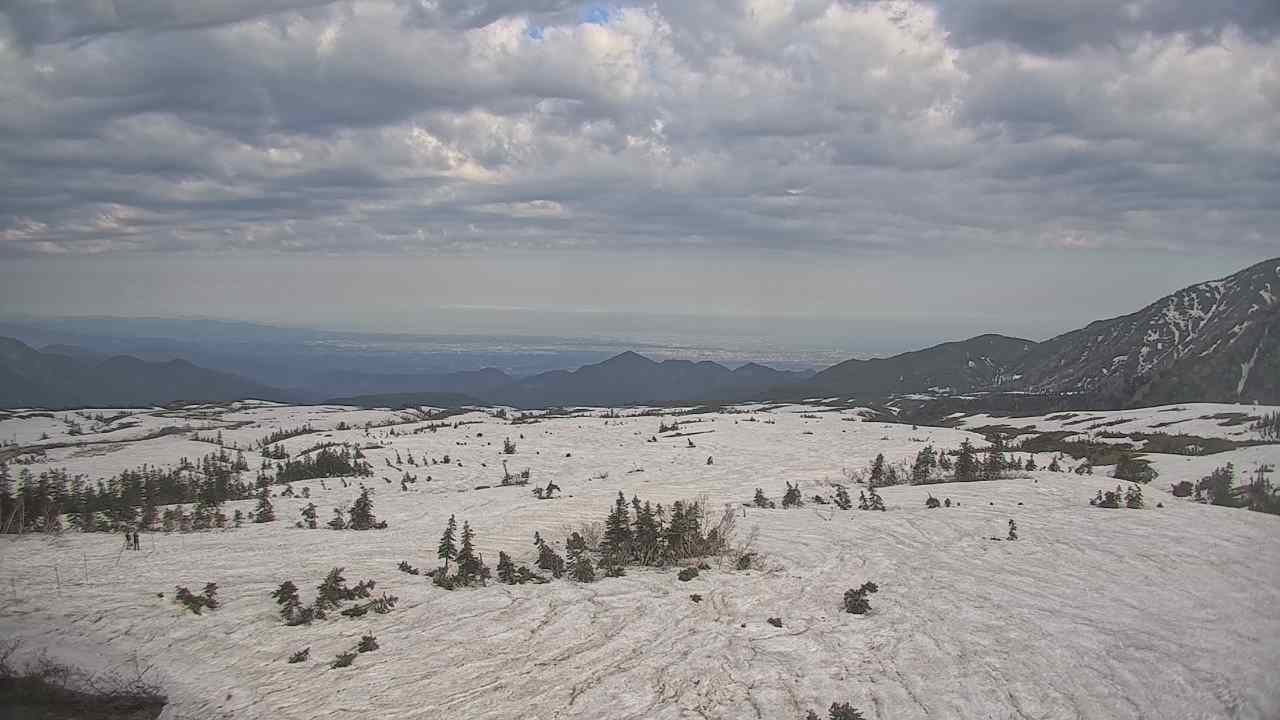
(1016, 257, 1279, 405)
(794, 257, 1279, 406)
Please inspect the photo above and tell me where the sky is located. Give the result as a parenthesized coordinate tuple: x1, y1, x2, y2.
(1, 1, 1278, 352)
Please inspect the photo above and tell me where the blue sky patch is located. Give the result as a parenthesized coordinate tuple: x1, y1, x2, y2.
(581, 4, 611, 25)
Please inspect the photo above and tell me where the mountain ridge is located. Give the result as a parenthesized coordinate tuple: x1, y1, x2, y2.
(0, 337, 294, 409)
(789, 257, 1279, 405)
(2, 257, 1275, 409)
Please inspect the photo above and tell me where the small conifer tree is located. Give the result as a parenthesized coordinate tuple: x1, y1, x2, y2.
(833, 485, 852, 510)
(1124, 484, 1144, 509)
(535, 534, 566, 578)
(982, 436, 1005, 481)
(753, 488, 775, 508)
(348, 487, 377, 530)
(911, 445, 936, 484)
(570, 554, 596, 582)
(301, 503, 317, 529)
(271, 581, 302, 622)
(437, 515, 458, 573)
(868, 454, 886, 487)
(866, 487, 885, 511)
(601, 492, 634, 566)
(496, 551, 516, 584)
(455, 521, 487, 585)
(254, 486, 275, 523)
(781, 482, 803, 508)
(955, 440, 979, 482)
(828, 702, 867, 720)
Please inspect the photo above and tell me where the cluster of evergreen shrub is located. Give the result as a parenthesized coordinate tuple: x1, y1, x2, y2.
(1249, 412, 1280, 440)
(833, 485, 852, 509)
(317, 487, 386, 530)
(500, 461, 531, 486)
(255, 424, 315, 450)
(903, 436, 1064, 486)
(428, 493, 738, 591)
(2, 449, 253, 534)
(1170, 462, 1279, 514)
(1113, 454, 1158, 483)
(751, 488, 776, 508)
(494, 550, 549, 585)
(329, 634, 378, 669)
(756, 483, 876, 512)
(753, 483, 860, 511)
(273, 446, 372, 484)
(531, 480, 561, 499)
(431, 515, 491, 588)
(866, 453, 910, 486)
(805, 702, 867, 720)
(594, 492, 733, 572)
(271, 568, 395, 626)
(173, 583, 219, 614)
(857, 488, 885, 511)
(1090, 484, 1143, 509)
(842, 581, 878, 614)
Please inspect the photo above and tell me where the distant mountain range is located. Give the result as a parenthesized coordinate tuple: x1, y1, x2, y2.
(1, 257, 1275, 410)
(478, 352, 809, 408)
(0, 337, 292, 408)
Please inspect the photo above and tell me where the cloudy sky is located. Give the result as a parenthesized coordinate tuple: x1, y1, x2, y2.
(1, 1, 1277, 350)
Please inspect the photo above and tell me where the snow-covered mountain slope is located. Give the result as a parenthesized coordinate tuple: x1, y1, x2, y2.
(1018, 257, 1280, 404)
(955, 402, 1280, 444)
(791, 257, 1279, 406)
(2, 403, 1279, 720)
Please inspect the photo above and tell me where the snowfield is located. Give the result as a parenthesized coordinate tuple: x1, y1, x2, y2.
(2, 402, 1279, 720)
(954, 402, 1280, 443)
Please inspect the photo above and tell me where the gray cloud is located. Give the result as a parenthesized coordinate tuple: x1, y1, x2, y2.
(0, 0, 1276, 272)
(0, 0, 346, 47)
(929, 0, 1280, 55)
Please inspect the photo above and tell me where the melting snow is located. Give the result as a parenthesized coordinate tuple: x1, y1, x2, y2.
(1238, 327, 1268, 395)
(2, 402, 1278, 719)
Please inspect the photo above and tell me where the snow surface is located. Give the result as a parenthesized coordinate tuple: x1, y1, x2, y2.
(957, 402, 1280, 443)
(1, 403, 1279, 720)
